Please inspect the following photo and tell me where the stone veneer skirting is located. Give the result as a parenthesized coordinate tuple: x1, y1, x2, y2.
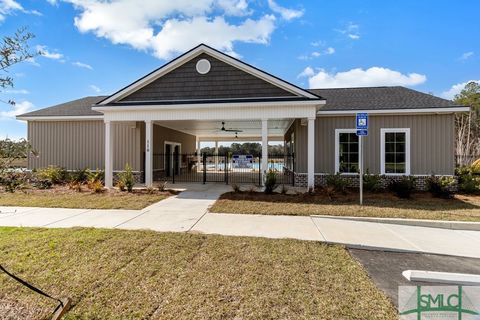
(294, 173, 456, 191)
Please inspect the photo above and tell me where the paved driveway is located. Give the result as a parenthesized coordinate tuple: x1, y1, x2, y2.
(1, 183, 480, 258)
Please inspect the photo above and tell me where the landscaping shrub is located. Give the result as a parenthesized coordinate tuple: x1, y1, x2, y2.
(325, 173, 348, 194)
(264, 170, 277, 194)
(388, 176, 416, 199)
(70, 168, 89, 183)
(36, 166, 68, 184)
(158, 181, 168, 192)
(472, 158, 480, 174)
(455, 166, 480, 194)
(32, 178, 52, 190)
(117, 163, 135, 192)
(88, 169, 105, 183)
(87, 178, 104, 193)
(426, 175, 456, 199)
(231, 183, 241, 193)
(68, 180, 82, 192)
(363, 172, 383, 192)
(0, 171, 28, 193)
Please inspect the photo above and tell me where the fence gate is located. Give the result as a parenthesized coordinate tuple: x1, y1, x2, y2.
(151, 153, 294, 186)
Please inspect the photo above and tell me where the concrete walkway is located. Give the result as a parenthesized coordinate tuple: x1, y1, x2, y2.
(1, 184, 480, 258)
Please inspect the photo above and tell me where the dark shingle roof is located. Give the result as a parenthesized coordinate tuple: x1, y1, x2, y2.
(18, 96, 107, 117)
(309, 86, 459, 111)
(18, 87, 462, 118)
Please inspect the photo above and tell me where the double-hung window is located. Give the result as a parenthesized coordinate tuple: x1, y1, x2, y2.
(381, 128, 410, 175)
(335, 129, 359, 174)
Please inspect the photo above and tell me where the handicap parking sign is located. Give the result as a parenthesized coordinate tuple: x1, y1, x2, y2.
(356, 113, 368, 129)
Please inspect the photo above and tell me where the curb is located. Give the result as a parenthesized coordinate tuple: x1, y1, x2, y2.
(311, 215, 480, 231)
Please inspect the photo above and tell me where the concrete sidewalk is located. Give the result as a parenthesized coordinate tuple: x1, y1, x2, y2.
(1, 185, 480, 258)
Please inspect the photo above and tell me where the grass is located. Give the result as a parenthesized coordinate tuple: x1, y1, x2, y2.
(210, 190, 480, 222)
(0, 227, 396, 319)
(0, 187, 172, 210)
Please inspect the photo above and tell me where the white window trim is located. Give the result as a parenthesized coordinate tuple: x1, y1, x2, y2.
(334, 129, 359, 175)
(380, 128, 411, 175)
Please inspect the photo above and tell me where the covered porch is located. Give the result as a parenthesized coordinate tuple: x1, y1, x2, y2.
(97, 101, 320, 190)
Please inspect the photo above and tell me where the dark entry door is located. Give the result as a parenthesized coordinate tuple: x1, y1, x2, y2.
(165, 144, 172, 177)
(173, 145, 180, 175)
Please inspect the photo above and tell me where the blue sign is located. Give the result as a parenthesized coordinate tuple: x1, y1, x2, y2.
(356, 129, 368, 136)
(356, 113, 368, 129)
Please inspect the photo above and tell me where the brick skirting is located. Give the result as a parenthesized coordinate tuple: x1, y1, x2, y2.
(294, 173, 457, 191)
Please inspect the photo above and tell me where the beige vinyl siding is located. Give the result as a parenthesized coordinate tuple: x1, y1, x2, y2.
(289, 114, 455, 175)
(28, 121, 141, 171)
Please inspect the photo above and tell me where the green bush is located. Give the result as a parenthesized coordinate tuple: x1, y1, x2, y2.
(117, 164, 135, 192)
(0, 171, 28, 193)
(457, 172, 480, 195)
(87, 169, 105, 183)
(70, 168, 89, 183)
(36, 166, 68, 184)
(426, 175, 456, 198)
(388, 176, 416, 199)
(363, 172, 383, 192)
(264, 170, 277, 194)
(325, 173, 348, 194)
(32, 178, 52, 190)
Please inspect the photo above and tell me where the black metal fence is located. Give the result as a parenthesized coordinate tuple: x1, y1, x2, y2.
(150, 153, 295, 186)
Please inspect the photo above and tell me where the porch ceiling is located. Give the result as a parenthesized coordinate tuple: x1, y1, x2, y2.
(154, 119, 292, 141)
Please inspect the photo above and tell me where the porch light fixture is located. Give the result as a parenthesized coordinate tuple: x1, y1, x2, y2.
(196, 59, 211, 74)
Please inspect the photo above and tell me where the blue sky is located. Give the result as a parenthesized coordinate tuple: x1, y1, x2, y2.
(0, 0, 479, 139)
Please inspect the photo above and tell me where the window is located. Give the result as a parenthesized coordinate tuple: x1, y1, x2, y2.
(381, 128, 410, 175)
(335, 129, 359, 174)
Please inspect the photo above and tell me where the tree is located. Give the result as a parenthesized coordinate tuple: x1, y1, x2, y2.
(454, 81, 480, 166)
(1, 27, 38, 105)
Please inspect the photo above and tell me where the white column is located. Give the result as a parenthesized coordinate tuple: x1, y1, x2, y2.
(197, 139, 201, 172)
(104, 120, 114, 188)
(214, 141, 219, 170)
(145, 120, 153, 187)
(307, 117, 315, 190)
(261, 119, 268, 185)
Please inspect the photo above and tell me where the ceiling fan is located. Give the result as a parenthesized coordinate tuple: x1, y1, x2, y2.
(220, 122, 243, 133)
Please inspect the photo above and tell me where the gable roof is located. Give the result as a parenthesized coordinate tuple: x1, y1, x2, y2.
(18, 96, 106, 118)
(97, 44, 321, 105)
(310, 86, 461, 111)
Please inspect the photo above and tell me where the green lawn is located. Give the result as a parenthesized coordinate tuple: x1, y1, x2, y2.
(0, 227, 396, 319)
(210, 191, 480, 222)
(0, 189, 171, 210)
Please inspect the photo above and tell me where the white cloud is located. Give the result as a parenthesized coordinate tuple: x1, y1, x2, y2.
(297, 66, 314, 78)
(267, 0, 303, 21)
(89, 84, 101, 93)
(459, 51, 474, 61)
(0, 0, 22, 22)
(298, 47, 335, 60)
(0, 100, 34, 120)
(4, 89, 29, 94)
(217, 0, 251, 16)
(300, 67, 427, 89)
(336, 22, 360, 40)
(72, 61, 93, 70)
(0, 0, 42, 22)
(46, 0, 58, 5)
(26, 57, 40, 67)
(61, 0, 280, 60)
(440, 80, 480, 100)
(36, 45, 64, 60)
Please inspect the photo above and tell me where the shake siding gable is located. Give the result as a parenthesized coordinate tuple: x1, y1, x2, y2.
(120, 53, 296, 102)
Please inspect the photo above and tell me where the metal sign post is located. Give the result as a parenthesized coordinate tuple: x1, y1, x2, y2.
(356, 113, 368, 206)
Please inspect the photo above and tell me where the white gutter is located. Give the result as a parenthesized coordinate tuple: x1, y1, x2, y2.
(317, 106, 470, 116)
(16, 115, 104, 121)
